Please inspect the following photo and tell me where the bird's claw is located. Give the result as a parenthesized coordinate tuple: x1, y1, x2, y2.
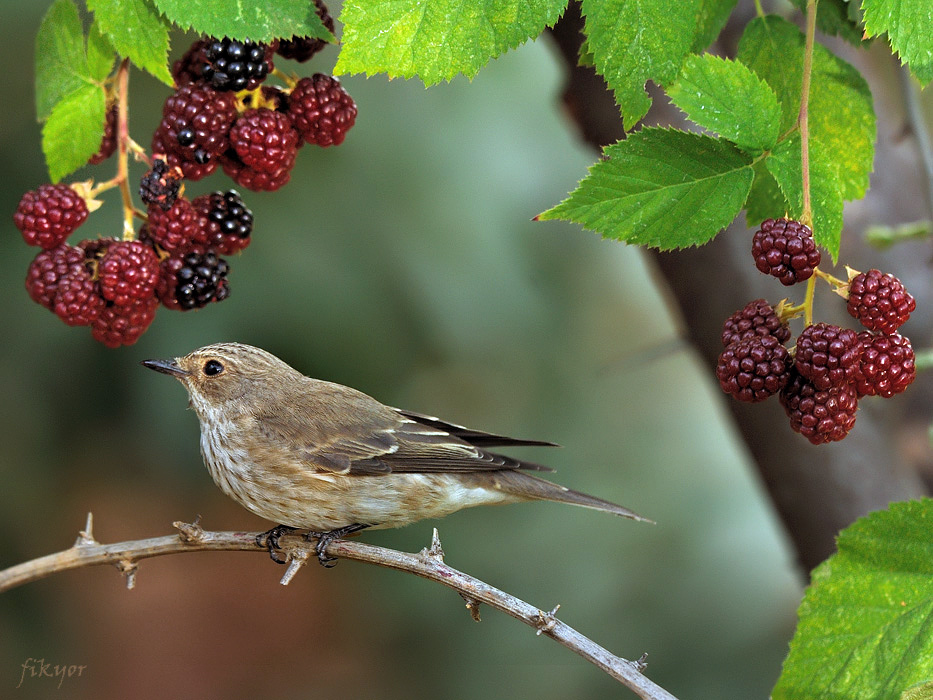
(257, 525, 297, 565)
(306, 524, 369, 567)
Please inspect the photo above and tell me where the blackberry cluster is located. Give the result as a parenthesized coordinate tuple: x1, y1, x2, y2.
(715, 217, 918, 444)
(16, 2, 354, 348)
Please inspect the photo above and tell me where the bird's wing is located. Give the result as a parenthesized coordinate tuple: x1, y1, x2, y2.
(255, 400, 554, 476)
(393, 409, 559, 448)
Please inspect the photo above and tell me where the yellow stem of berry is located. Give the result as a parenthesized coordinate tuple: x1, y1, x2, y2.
(115, 59, 136, 241)
(798, 0, 818, 231)
(803, 268, 817, 327)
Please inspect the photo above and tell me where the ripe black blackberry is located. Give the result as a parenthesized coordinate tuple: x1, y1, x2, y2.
(52, 266, 104, 326)
(88, 104, 118, 165)
(139, 159, 183, 211)
(92, 297, 158, 348)
(847, 268, 915, 335)
(202, 38, 273, 92)
(14, 184, 90, 249)
(780, 368, 858, 444)
(146, 197, 205, 252)
(98, 240, 160, 306)
(716, 334, 790, 403)
(228, 108, 300, 173)
(192, 190, 253, 254)
(794, 322, 861, 390)
(158, 249, 230, 310)
(854, 331, 916, 398)
(276, 1, 335, 62)
(752, 218, 821, 286)
(26, 244, 86, 309)
(721, 299, 791, 347)
(287, 74, 357, 146)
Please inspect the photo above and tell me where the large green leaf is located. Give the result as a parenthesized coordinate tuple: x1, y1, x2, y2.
(335, 0, 566, 84)
(737, 16, 875, 203)
(788, 0, 865, 47)
(153, 0, 333, 43)
(42, 84, 108, 182)
(745, 160, 788, 228)
(35, 0, 90, 121)
(773, 499, 933, 700)
(87, 0, 172, 85)
(691, 0, 738, 52)
(86, 20, 117, 83)
(537, 128, 754, 249)
(862, 0, 933, 84)
(668, 53, 780, 152)
(581, 0, 700, 129)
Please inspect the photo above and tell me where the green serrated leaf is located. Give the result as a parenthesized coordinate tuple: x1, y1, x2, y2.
(538, 128, 753, 249)
(765, 136, 844, 261)
(42, 84, 107, 182)
(668, 53, 780, 152)
(788, 0, 865, 47)
(737, 16, 875, 201)
(87, 0, 172, 85)
(35, 0, 91, 121)
(153, 0, 333, 43)
(86, 20, 116, 83)
(903, 681, 933, 700)
(335, 0, 565, 84)
(773, 499, 933, 700)
(863, 0, 933, 84)
(691, 0, 738, 52)
(745, 160, 788, 227)
(581, 0, 700, 129)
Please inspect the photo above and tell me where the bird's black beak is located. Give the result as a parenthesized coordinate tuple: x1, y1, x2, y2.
(141, 358, 189, 378)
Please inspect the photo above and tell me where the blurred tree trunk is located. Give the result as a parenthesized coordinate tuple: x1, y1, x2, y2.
(547, 1, 929, 572)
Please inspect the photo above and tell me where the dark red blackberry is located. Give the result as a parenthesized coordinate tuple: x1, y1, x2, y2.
(146, 196, 205, 252)
(752, 218, 821, 286)
(97, 240, 160, 306)
(220, 150, 294, 192)
(88, 104, 118, 165)
(202, 38, 273, 92)
(721, 299, 791, 347)
(287, 74, 357, 147)
(228, 108, 300, 173)
(276, 1, 335, 62)
(139, 159, 183, 211)
(53, 266, 104, 326)
(26, 244, 86, 309)
(716, 334, 790, 403)
(846, 268, 916, 335)
(152, 83, 237, 180)
(780, 368, 858, 444)
(192, 190, 253, 254)
(14, 184, 89, 249)
(158, 249, 230, 310)
(92, 297, 158, 347)
(854, 331, 916, 398)
(794, 322, 861, 390)
(172, 38, 211, 86)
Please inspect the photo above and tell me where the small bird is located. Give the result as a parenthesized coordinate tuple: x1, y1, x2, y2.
(143, 343, 648, 566)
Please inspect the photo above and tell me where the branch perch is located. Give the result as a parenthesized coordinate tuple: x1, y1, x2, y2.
(0, 515, 678, 700)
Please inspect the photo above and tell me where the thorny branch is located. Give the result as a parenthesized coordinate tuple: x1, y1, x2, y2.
(0, 514, 679, 700)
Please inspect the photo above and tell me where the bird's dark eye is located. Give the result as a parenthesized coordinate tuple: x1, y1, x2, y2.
(203, 359, 224, 376)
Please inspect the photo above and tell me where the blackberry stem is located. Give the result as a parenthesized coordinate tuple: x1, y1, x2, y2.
(802, 268, 817, 327)
(114, 58, 136, 241)
(797, 0, 818, 231)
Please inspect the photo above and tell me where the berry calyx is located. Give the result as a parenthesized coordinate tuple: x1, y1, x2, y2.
(752, 218, 821, 286)
(794, 322, 861, 390)
(14, 184, 90, 249)
(780, 368, 859, 444)
(854, 331, 916, 398)
(721, 299, 791, 347)
(717, 334, 791, 403)
(846, 268, 916, 335)
(287, 74, 357, 147)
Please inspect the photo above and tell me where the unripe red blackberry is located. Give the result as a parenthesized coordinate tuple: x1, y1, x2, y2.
(752, 218, 821, 285)
(721, 299, 791, 347)
(53, 266, 104, 326)
(228, 108, 300, 173)
(846, 268, 915, 335)
(854, 331, 916, 398)
(98, 240, 160, 306)
(92, 297, 158, 347)
(202, 38, 274, 92)
(139, 159, 183, 211)
(794, 323, 861, 390)
(220, 151, 295, 192)
(172, 38, 211, 86)
(25, 244, 86, 309)
(14, 184, 89, 249)
(287, 74, 357, 147)
(780, 368, 858, 444)
(157, 248, 230, 310)
(146, 197, 205, 252)
(192, 190, 253, 254)
(88, 104, 118, 165)
(276, 0, 335, 62)
(716, 334, 790, 403)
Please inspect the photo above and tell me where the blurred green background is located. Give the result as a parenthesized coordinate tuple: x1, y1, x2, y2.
(0, 2, 801, 698)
